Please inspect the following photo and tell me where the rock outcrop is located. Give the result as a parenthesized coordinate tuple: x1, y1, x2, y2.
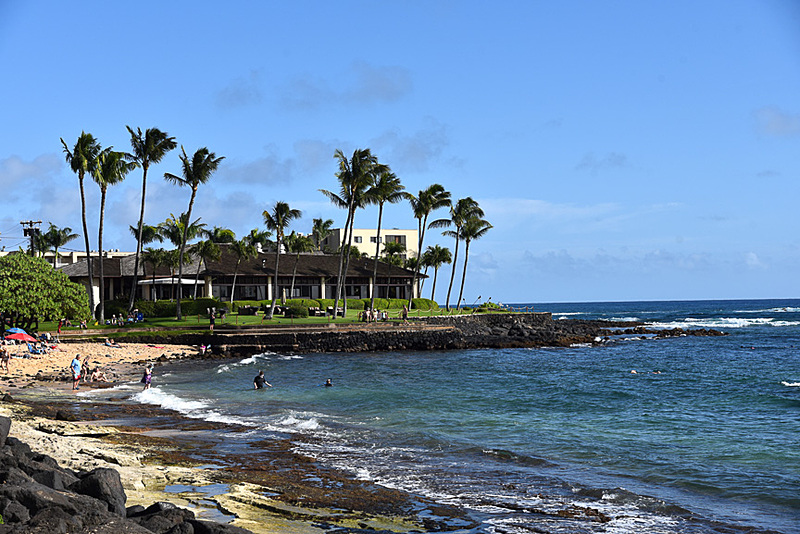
(0, 416, 252, 534)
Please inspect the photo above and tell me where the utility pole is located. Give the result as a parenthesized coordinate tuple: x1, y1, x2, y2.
(20, 220, 42, 256)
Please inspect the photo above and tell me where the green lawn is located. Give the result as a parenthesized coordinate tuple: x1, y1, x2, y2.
(38, 306, 487, 333)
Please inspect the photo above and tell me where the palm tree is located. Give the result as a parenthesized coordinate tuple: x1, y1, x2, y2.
(320, 149, 387, 317)
(163, 249, 189, 300)
(422, 245, 452, 303)
(382, 241, 405, 266)
(158, 213, 206, 300)
(366, 170, 409, 312)
(311, 218, 334, 251)
(229, 238, 257, 306)
(92, 149, 137, 322)
(60, 132, 102, 316)
(126, 127, 177, 312)
(263, 201, 302, 318)
(206, 226, 236, 244)
(456, 216, 492, 310)
(408, 184, 451, 306)
(431, 197, 484, 310)
(129, 224, 164, 248)
(188, 239, 221, 299)
(244, 228, 272, 251)
(285, 231, 315, 298)
(43, 224, 79, 267)
(164, 146, 224, 320)
(142, 247, 167, 301)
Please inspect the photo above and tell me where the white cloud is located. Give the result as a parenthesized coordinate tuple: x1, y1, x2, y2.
(370, 118, 449, 173)
(744, 251, 767, 269)
(755, 107, 800, 137)
(215, 70, 264, 109)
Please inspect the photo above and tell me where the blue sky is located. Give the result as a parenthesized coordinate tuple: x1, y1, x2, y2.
(1, 1, 799, 304)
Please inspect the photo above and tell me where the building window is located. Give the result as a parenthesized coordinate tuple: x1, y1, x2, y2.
(370, 236, 382, 243)
(354, 236, 362, 243)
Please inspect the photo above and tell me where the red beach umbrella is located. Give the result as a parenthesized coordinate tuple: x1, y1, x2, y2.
(4, 332, 38, 343)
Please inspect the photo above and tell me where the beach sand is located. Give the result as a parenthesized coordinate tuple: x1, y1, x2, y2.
(0, 340, 199, 391)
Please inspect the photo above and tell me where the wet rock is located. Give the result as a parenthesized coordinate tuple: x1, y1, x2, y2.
(69, 467, 127, 516)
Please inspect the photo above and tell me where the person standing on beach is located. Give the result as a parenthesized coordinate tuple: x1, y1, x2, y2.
(209, 311, 215, 332)
(253, 370, 272, 389)
(70, 355, 82, 390)
(402, 304, 409, 324)
(142, 363, 152, 391)
(82, 355, 91, 382)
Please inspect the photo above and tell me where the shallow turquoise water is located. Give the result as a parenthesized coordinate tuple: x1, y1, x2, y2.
(129, 299, 800, 533)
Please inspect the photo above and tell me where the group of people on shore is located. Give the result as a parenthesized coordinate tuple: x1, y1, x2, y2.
(359, 305, 410, 324)
(69, 355, 112, 390)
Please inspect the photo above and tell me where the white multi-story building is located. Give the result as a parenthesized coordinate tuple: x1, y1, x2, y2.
(320, 228, 418, 260)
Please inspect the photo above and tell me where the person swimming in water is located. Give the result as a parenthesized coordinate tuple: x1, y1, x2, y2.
(324, 378, 332, 387)
(254, 370, 272, 389)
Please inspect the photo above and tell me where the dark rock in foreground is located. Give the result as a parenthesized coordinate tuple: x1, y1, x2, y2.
(0, 416, 253, 533)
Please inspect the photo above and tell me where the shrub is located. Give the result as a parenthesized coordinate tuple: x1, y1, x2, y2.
(284, 304, 309, 318)
(285, 298, 321, 308)
(317, 299, 334, 310)
(386, 299, 407, 309)
(369, 298, 390, 310)
(411, 298, 438, 310)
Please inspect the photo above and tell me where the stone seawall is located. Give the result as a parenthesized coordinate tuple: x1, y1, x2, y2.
(109, 312, 725, 358)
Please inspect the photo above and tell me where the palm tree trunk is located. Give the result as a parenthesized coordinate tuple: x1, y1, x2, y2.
(445, 235, 460, 311)
(79, 174, 96, 318)
(341, 209, 358, 316)
(290, 252, 300, 298)
(369, 203, 385, 313)
(230, 260, 241, 306)
(129, 164, 148, 312)
(269, 240, 282, 318)
(332, 207, 353, 319)
(457, 241, 471, 310)
(431, 266, 439, 301)
(98, 188, 107, 323)
(176, 190, 198, 320)
(193, 258, 203, 299)
(408, 216, 427, 306)
(150, 262, 157, 301)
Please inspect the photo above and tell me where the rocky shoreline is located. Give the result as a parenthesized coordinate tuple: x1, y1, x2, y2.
(85, 313, 727, 358)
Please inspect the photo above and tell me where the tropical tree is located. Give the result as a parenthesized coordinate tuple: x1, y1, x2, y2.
(44, 224, 79, 268)
(92, 149, 137, 322)
(126, 126, 177, 312)
(382, 241, 406, 266)
(141, 247, 167, 301)
(228, 238, 257, 306)
(263, 201, 302, 318)
(0, 254, 90, 333)
(206, 226, 236, 244)
(188, 239, 221, 299)
(163, 249, 189, 300)
(128, 224, 163, 249)
(366, 170, 409, 312)
(421, 245, 451, 303)
(408, 184, 451, 306)
(320, 149, 387, 318)
(60, 132, 102, 315)
(311, 218, 334, 251)
(158, 213, 206, 300)
(431, 197, 484, 310)
(164, 146, 224, 320)
(456, 216, 492, 310)
(244, 228, 272, 251)
(285, 231, 315, 298)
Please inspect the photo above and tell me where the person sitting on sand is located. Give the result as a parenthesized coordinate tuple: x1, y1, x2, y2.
(253, 370, 272, 389)
(91, 368, 110, 382)
(104, 338, 121, 348)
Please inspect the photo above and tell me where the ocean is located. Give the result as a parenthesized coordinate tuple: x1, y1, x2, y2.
(119, 299, 800, 533)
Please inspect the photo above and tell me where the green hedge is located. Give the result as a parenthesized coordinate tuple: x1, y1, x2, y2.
(124, 298, 224, 318)
(285, 298, 321, 308)
(411, 298, 438, 310)
(284, 304, 309, 318)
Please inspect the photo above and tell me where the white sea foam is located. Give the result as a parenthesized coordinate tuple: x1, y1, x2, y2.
(781, 381, 800, 387)
(278, 355, 304, 360)
(647, 317, 800, 329)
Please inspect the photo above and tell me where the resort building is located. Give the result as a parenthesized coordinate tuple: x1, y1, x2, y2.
(59, 244, 423, 310)
(319, 228, 418, 260)
(0, 249, 133, 269)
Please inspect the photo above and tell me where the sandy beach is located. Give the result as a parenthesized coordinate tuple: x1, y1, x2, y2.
(0, 340, 199, 391)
